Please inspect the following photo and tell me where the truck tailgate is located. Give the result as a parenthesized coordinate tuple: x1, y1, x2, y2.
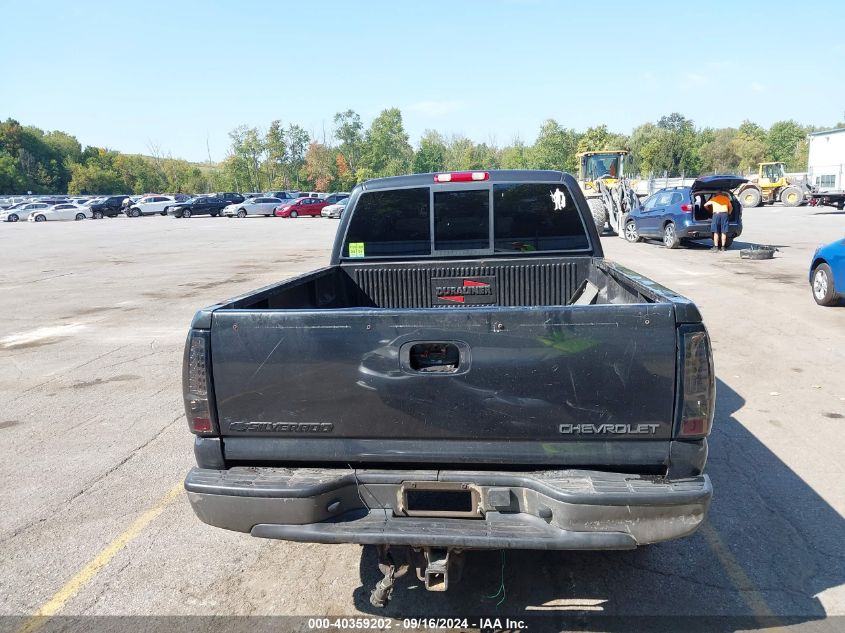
(210, 304, 677, 466)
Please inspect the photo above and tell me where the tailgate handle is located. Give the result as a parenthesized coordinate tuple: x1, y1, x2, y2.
(403, 342, 466, 374)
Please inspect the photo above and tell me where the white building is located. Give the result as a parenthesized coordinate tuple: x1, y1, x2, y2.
(807, 128, 845, 192)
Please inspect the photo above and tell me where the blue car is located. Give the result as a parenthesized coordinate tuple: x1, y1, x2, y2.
(810, 238, 845, 306)
(625, 176, 747, 249)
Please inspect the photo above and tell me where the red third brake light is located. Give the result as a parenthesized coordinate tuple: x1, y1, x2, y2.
(434, 172, 489, 183)
(680, 204, 692, 212)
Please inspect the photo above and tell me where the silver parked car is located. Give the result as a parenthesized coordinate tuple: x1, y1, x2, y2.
(223, 197, 282, 218)
(321, 197, 349, 219)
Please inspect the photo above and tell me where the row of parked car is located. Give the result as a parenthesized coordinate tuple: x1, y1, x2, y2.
(0, 191, 352, 222)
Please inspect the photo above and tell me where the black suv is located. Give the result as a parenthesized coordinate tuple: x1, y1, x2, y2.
(322, 192, 350, 205)
(167, 196, 229, 218)
(215, 192, 245, 204)
(90, 195, 130, 219)
(265, 191, 299, 201)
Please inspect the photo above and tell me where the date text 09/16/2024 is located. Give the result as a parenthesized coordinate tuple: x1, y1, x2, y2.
(306, 617, 527, 630)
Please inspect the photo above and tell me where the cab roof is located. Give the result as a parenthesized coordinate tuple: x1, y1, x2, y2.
(359, 170, 572, 191)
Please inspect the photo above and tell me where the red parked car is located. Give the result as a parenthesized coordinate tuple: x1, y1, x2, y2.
(274, 197, 328, 218)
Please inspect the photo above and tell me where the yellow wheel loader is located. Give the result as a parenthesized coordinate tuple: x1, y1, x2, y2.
(736, 162, 805, 208)
(577, 151, 640, 236)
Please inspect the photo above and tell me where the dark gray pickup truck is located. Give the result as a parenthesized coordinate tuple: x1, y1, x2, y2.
(183, 170, 715, 602)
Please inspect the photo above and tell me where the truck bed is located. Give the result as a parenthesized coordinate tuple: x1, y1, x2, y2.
(214, 257, 677, 310)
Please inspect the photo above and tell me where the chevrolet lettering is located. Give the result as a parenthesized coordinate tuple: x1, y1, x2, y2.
(559, 423, 661, 435)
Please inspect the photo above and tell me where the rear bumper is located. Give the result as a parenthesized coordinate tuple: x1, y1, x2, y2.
(185, 467, 711, 550)
(677, 223, 742, 238)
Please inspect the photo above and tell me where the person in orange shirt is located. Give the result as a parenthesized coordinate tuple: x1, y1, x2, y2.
(705, 193, 732, 252)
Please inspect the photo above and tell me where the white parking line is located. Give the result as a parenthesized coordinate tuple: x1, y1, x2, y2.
(0, 324, 86, 349)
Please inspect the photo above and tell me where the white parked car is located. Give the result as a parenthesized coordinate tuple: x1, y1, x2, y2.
(321, 197, 349, 219)
(127, 195, 176, 217)
(1, 202, 51, 222)
(0, 196, 26, 209)
(28, 203, 92, 222)
(223, 197, 282, 218)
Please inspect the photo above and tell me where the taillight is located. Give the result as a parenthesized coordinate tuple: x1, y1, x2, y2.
(677, 327, 715, 438)
(434, 171, 489, 183)
(680, 203, 692, 213)
(183, 330, 217, 435)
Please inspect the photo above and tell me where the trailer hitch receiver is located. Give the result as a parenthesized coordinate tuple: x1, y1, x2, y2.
(415, 547, 465, 592)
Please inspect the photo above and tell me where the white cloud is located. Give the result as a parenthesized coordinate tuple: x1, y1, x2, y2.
(680, 72, 708, 88)
(750, 82, 766, 93)
(407, 100, 463, 117)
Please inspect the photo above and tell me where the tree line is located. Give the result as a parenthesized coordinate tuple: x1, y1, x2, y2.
(1, 111, 841, 195)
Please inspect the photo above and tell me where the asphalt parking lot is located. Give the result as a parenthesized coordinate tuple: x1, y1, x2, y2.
(1, 206, 844, 631)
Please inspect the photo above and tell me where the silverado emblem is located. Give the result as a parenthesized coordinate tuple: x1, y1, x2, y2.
(431, 276, 496, 305)
(230, 421, 334, 433)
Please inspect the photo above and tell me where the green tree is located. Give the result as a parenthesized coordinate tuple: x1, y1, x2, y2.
(576, 125, 627, 154)
(228, 126, 266, 191)
(220, 155, 250, 193)
(67, 161, 125, 194)
(444, 135, 476, 171)
(732, 120, 767, 174)
(766, 120, 806, 170)
(265, 120, 287, 188)
(113, 154, 160, 193)
(698, 128, 740, 173)
(629, 123, 662, 175)
(0, 119, 75, 192)
(527, 120, 579, 172)
(0, 153, 25, 192)
(792, 138, 810, 172)
(360, 108, 413, 177)
(333, 110, 364, 180)
(413, 130, 447, 173)
(500, 138, 530, 169)
(44, 130, 82, 164)
(656, 113, 699, 176)
(470, 143, 499, 170)
(285, 124, 309, 188)
(183, 167, 208, 194)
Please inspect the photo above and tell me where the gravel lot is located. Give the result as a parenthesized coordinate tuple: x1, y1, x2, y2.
(1, 206, 844, 630)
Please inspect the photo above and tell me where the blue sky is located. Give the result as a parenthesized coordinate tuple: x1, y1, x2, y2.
(2, 0, 843, 162)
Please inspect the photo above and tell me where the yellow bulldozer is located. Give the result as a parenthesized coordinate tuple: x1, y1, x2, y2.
(735, 162, 805, 208)
(576, 150, 640, 235)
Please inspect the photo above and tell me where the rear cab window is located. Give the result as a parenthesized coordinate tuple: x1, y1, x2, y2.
(344, 187, 431, 257)
(494, 183, 588, 252)
(434, 189, 490, 252)
(342, 181, 589, 259)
